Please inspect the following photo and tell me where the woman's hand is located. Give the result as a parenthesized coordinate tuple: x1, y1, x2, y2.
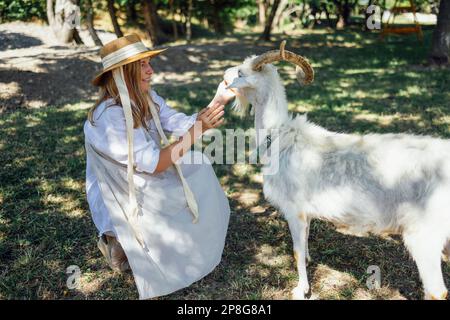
(155, 103, 224, 173)
(210, 80, 236, 106)
(197, 102, 225, 132)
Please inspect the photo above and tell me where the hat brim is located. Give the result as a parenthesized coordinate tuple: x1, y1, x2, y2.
(91, 47, 168, 86)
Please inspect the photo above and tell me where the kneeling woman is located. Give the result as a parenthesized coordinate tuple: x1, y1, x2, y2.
(84, 34, 234, 299)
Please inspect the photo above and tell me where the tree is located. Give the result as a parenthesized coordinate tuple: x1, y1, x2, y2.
(260, 0, 281, 41)
(46, 0, 83, 43)
(85, 0, 103, 46)
(186, 0, 193, 41)
(142, 0, 168, 45)
(334, 0, 357, 29)
(257, 0, 267, 27)
(107, 0, 123, 37)
(209, 0, 226, 34)
(429, 0, 450, 65)
(125, 0, 138, 24)
(272, 0, 289, 32)
(169, 0, 178, 40)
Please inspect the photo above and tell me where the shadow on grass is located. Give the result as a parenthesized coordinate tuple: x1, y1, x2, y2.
(0, 26, 448, 299)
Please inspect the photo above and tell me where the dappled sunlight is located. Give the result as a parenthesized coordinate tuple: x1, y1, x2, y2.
(353, 112, 423, 127)
(23, 114, 43, 128)
(153, 71, 202, 85)
(312, 264, 359, 299)
(312, 264, 406, 300)
(62, 101, 92, 111)
(232, 189, 261, 207)
(76, 271, 117, 297)
(250, 205, 267, 214)
(232, 163, 254, 177)
(398, 84, 426, 97)
(254, 244, 291, 268)
(42, 193, 82, 215)
(0, 81, 21, 97)
(249, 172, 263, 184)
(1, 23, 448, 300)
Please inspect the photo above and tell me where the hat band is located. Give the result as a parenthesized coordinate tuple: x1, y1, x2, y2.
(102, 42, 148, 69)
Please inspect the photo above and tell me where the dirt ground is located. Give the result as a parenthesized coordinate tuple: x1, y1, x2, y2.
(0, 21, 265, 113)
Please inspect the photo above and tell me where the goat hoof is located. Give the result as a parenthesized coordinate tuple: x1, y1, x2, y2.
(291, 286, 309, 300)
(425, 291, 448, 300)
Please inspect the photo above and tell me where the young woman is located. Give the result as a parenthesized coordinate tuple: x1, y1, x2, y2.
(84, 34, 235, 299)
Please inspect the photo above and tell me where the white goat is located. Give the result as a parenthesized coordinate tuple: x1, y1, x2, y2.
(224, 42, 450, 300)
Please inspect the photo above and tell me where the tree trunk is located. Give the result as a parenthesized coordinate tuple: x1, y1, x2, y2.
(260, 0, 281, 41)
(107, 0, 123, 38)
(258, 0, 267, 27)
(335, 0, 352, 29)
(209, 0, 225, 34)
(85, 0, 103, 46)
(72, 28, 84, 44)
(169, 0, 178, 40)
(322, 3, 333, 28)
(142, 0, 168, 46)
(126, 0, 138, 24)
(186, 0, 193, 41)
(46, 0, 79, 43)
(429, 0, 450, 65)
(343, 0, 352, 26)
(273, 0, 289, 32)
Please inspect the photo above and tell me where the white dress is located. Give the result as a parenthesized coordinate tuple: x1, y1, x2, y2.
(84, 90, 231, 299)
(85, 90, 197, 236)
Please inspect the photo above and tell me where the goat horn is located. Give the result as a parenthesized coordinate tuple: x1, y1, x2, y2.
(252, 41, 314, 86)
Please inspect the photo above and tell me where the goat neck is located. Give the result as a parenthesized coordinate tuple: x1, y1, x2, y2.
(252, 78, 290, 132)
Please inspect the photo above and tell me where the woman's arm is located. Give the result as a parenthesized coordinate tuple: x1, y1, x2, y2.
(153, 102, 224, 173)
(151, 90, 197, 137)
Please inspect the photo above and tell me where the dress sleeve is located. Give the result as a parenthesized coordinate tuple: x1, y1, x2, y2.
(86, 105, 160, 174)
(151, 90, 198, 137)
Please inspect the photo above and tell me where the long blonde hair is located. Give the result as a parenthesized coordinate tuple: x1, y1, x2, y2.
(88, 60, 156, 130)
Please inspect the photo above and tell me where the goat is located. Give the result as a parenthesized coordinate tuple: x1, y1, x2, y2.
(223, 41, 450, 300)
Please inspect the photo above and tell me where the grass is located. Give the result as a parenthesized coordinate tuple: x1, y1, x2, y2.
(0, 26, 449, 300)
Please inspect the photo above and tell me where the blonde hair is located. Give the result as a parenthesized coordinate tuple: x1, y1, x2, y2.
(88, 60, 157, 130)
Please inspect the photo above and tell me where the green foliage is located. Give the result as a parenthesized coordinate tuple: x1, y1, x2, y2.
(0, 0, 47, 22)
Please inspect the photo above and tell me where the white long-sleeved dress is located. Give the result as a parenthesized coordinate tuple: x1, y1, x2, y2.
(85, 90, 197, 237)
(84, 90, 230, 299)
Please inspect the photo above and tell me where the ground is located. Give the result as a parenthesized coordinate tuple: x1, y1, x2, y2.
(0, 21, 449, 300)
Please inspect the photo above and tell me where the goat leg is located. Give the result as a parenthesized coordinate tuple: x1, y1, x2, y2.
(306, 217, 312, 264)
(287, 212, 310, 300)
(403, 231, 448, 300)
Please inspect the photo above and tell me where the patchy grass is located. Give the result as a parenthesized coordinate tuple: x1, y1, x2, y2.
(0, 27, 449, 300)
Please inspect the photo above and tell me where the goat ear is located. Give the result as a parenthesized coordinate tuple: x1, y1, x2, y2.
(226, 77, 250, 89)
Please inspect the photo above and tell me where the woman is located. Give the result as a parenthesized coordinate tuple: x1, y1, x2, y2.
(84, 34, 235, 299)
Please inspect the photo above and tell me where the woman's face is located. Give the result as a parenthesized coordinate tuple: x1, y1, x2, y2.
(139, 58, 153, 92)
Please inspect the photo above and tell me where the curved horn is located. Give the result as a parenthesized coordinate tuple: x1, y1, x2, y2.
(251, 41, 314, 86)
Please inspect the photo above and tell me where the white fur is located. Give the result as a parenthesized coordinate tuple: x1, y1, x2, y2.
(225, 57, 450, 300)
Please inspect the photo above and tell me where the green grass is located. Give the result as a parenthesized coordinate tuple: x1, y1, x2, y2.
(0, 27, 449, 300)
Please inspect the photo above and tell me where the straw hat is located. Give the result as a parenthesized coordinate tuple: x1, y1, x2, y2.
(92, 34, 167, 86)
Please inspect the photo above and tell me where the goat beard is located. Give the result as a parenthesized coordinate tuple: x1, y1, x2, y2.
(232, 94, 253, 118)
